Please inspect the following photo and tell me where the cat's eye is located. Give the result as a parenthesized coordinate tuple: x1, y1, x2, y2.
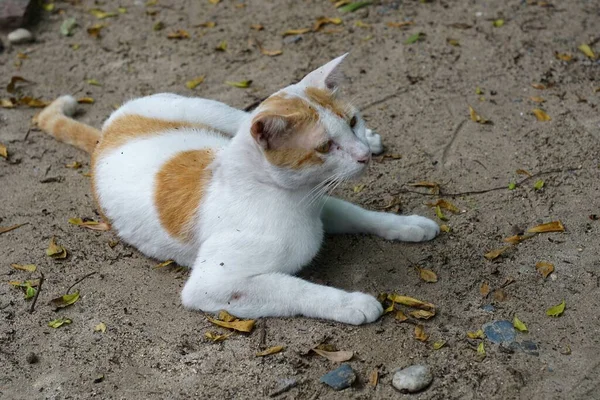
(315, 140, 332, 154)
(350, 116, 357, 128)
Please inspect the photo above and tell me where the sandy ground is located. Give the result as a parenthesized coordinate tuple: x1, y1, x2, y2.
(1, 0, 600, 399)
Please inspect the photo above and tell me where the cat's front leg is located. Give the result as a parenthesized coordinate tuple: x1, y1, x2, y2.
(321, 196, 439, 242)
(365, 128, 384, 155)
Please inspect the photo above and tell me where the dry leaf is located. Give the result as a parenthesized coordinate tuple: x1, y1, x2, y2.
(387, 294, 435, 310)
(409, 309, 435, 320)
(215, 40, 227, 51)
(408, 181, 440, 194)
(225, 80, 252, 88)
(383, 302, 395, 314)
(386, 21, 413, 28)
(282, 28, 311, 37)
(46, 237, 67, 259)
(7, 76, 29, 93)
(217, 310, 237, 322)
(417, 267, 438, 283)
(493, 289, 507, 302)
(311, 348, 353, 362)
(89, 9, 118, 19)
(535, 261, 554, 278)
(313, 17, 342, 32)
(373, 153, 402, 162)
(167, 30, 190, 39)
(206, 316, 255, 332)
(427, 199, 459, 213)
(414, 324, 429, 342)
(0, 224, 26, 234)
(484, 246, 511, 260)
(493, 19, 504, 27)
(469, 105, 490, 124)
(395, 310, 408, 322)
(338, 1, 372, 12)
(0, 99, 16, 108)
(87, 79, 101, 86)
(477, 342, 486, 358)
(87, 23, 105, 38)
(546, 300, 565, 317)
(578, 44, 595, 59)
(94, 322, 107, 333)
(50, 291, 80, 309)
(503, 234, 535, 244)
(65, 161, 82, 169)
(185, 76, 205, 90)
(11, 264, 36, 272)
(256, 346, 285, 357)
(480, 281, 490, 297)
(440, 224, 451, 233)
(48, 317, 72, 328)
(355, 20, 370, 28)
(353, 184, 365, 193)
(532, 109, 551, 121)
(250, 24, 263, 30)
(377, 196, 401, 212)
(19, 97, 50, 108)
(531, 83, 546, 90)
(205, 331, 233, 342)
(0, 143, 7, 158)
(527, 221, 564, 233)
(467, 329, 485, 339)
(433, 341, 446, 350)
(446, 38, 460, 46)
(153, 21, 164, 31)
(513, 316, 528, 332)
(154, 260, 174, 269)
(335, 0, 351, 7)
(197, 21, 216, 28)
(260, 48, 283, 57)
(68, 218, 110, 231)
(554, 52, 573, 62)
(368, 369, 378, 387)
(208, 0, 221, 4)
(529, 96, 545, 103)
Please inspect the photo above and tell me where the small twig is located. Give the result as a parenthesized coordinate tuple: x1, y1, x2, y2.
(29, 272, 44, 314)
(258, 319, 267, 350)
(360, 87, 409, 112)
(67, 271, 97, 294)
(396, 167, 576, 198)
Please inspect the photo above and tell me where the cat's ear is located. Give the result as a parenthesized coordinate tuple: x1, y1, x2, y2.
(299, 53, 348, 91)
(250, 115, 288, 149)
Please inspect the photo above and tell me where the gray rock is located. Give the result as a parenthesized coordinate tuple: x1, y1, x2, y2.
(8, 28, 33, 44)
(483, 320, 516, 344)
(320, 363, 356, 391)
(0, 0, 33, 29)
(392, 364, 433, 393)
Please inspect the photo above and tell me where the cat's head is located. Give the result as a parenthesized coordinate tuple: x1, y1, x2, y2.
(250, 54, 372, 189)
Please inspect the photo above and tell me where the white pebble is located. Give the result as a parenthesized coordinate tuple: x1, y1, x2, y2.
(392, 364, 433, 393)
(8, 28, 34, 44)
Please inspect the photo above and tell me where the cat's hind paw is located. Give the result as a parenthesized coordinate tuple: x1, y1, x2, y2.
(376, 214, 440, 242)
(366, 129, 384, 155)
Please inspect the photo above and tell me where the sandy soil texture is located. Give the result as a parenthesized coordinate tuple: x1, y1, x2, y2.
(1, 0, 599, 399)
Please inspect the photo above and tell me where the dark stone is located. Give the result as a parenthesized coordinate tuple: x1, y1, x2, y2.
(0, 0, 34, 30)
(320, 363, 356, 391)
(26, 352, 39, 364)
(483, 320, 516, 344)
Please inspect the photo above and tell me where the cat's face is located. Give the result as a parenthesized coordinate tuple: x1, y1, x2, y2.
(250, 54, 372, 189)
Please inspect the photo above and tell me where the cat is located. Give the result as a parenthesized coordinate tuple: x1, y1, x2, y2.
(37, 54, 439, 325)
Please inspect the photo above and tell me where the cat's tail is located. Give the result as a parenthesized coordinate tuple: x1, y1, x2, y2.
(36, 95, 101, 154)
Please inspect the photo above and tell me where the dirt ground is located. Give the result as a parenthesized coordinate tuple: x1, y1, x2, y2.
(1, 0, 599, 399)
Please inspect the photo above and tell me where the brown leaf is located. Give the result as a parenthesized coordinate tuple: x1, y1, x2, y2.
(68, 217, 110, 231)
(19, 97, 49, 108)
(503, 234, 535, 244)
(46, 237, 68, 259)
(0, 223, 26, 235)
(167, 30, 190, 39)
(516, 168, 532, 176)
(154, 260, 174, 269)
(0, 99, 16, 108)
(480, 281, 490, 297)
(531, 83, 546, 90)
(282, 28, 311, 37)
(532, 108, 551, 121)
(554, 52, 573, 62)
(197, 21, 216, 28)
(417, 267, 438, 283)
(386, 21, 413, 29)
(368, 369, 378, 387)
(11, 264, 36, 272)
(395, 310, 408, 322)
(313, 17, 343, 32)
(408, 181, 440, 194)
(493, 289, 507, 302)
(427, 199, 459, 213)
(387, 294, 435, 310)
(373, 153, 402, 162)
(65, 161, 82, 169)
(469, 105, 491, 124)
(536, 261, 554, 278)
(484, 246, 511, 260)
(250, 24, 263, 31)
(409, 309, 435, 320)
(377, 196, 401, 212)
(449, 22, 472, 29)
(527, 221, 564, 233)
(87, 23, 105, 38)
(218, 310, 237, 322)
(206, 316, 255, 332)
(414, 324, 429, 342)
(205, 331, 233, 342)
(256, 346, 285, 357)
(7, 76, 30, 93)
(49, 291, 80, 309)
(529, 96, 545, 103)
(259, 47, 283, 57)
(311, 348, 353, 362)
(0, 143, 7, 159)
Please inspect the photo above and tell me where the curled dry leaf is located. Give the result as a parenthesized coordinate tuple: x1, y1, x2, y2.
(87, 23, 105, 38)
(218, 310, 237, 322)
(484, 246, 511, 260)
(417, 267, 438, 283)
(11, 264, 36, 272)
(46, 237, 67, 259)
(353, 184, 365, 193)
(94, 322, 107, 333)
(433, 341, 446, 350)
(493, 289, 507, 302)
(503, 234, 535, 244)
(535, 261, 554, 278)
(225, 80, 252, 88)
(355, 20, 370, 28)
(313, 17, 342, 32)
(19, 97, 50, 108)
(207, 311, 255, 332)
(527, 221, 564, 233)
(68, 218, 110, 231)
(334, 0, 351, 7)
(167, 30, 190, 39)
(469, 105, 491, 124)
(480, 281, 490, 297)
(48, 317, 72, 328)
(9, 279, 40, 288)
(256, 346, 285, 357)
(516, 168, 532, 176)
(205, 331, 233, 342)
(408, 181, 440, 194)
(215, 40, 227, 51)
(49, 291, 80, 309)
(89, 9, 118, 19)
(409, 309, 435, 320)
(529, 96, 545, 103)
(0, 143, 8, 158)
(414, 324, 429, 342)
(578, 44, 595, 59)
(387, 21, 413, 29)
(311, 348, 353, 362)
(447, 38, 460, 46)
(546, 300, 565, 317)
(368, 369, 378, 387)
(7, 76, 30, 93)
(387, 294, 435, 310)
(185, 76, 205, 90)
(532, 109, 551, 121)
(282, 28, 311, 37)
(154, 260, 174, 269)
(0, 99, 16, 108)
(554, 52, 573, 62)
(427, 199, 459, 213)
(513, 316, 528, 332)
(531, 83, 546, 90)
(383, 302, 395, 314)
(467, 329, 485, 339)
(260, 48, 283, 57)
(87, 79, 101, 86)
(395, 310, 408, 322)
(65, 161, 82, 169)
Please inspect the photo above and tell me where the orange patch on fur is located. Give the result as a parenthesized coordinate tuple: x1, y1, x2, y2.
(259, 94, 318, 131)
(154, 149, 215, 241)
(305, 87, 351, 118)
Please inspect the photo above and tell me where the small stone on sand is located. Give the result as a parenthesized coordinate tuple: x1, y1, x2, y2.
(8, 28, 33, 44)
(320, 363, 356, 391)
(392, 364, 433, 393)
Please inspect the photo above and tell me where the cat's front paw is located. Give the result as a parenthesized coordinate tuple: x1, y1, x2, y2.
(376, 214, 440, 242)
(365, 129, 384, 155)
(333, 292, 383, 325)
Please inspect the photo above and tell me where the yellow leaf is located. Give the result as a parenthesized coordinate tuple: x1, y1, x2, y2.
(480, 281, 490, 297)
(493, 19, 504, 27)
(0, 99, 16, 108)
(435, 206, 447, 221)
(529, 96, 545, 103)
(225, 80, 252, 88)
(477, 342, 486, 357)
(153, 21, 164, 31)
(218, 310, 237, 322)
(433, 341, 446, 350)
(395, 310, 408, 322)
(531, 82, 546, 90)
(409, 309, 435, 320)
(0, 223, 26, 235)
(260, 48, 283, 57)
(527, 221, 564, 233)
(532, 108, 551, 121)
(46, 237, 68, 259)
(0, 143, 7, 158)
(89, 9, 118, 19)
(208, 0, 221, 4)
(334, 0, 351, 7)
(440, 224, 451, 233)
(94, 322, 107, 333)
(386, 21, 413, 28)
(206, 316, 255, 332)
(9, 279, 40, 288)
(11, 264, 36, 272)
(427, 199, 459, 213)
(417, 267, 438, 283)
(50, 291, 80, 309)
(154, 260, 174, 269)
(383, 302, 395, 314)
(48, 317, 72, 328)
(41, 2, 55, 12)
(546, 300, 565, 317)
(256, 345, 285, 357)
(167, 30, 190, 39)
(353, 184, 365, 193)
(185, 76, 205, 90)
(87, 23, 105, 38)
(68, 218, 110, 231)
(313, 17, 343, 32)
(484, 246, 511, 260)
(387, 294, 435, 310)
(535, 261, 554, 278)
(554, 52, 573, 62)
(311, 348, 353, 362)
(368, 369, 378, 387)
(87, 79, 102, 86)
(7, 76, 29, 93)
(578, 43, 595, 59)
(282, 28, 311, 37)
(71, 44, 80, 50)
(118, 7, 127, 13)
(19, 97, 49, 108)
(414, 324, 429, 341)
(77, 97, 95, 104)
(215, 40, 227, 51)
(408, 181, 440, 194)
(355, 21, 370, 28)
(503, 234, 535, 244)
(469, 105, 490, 124)
(198, 21, 216, 28)
(205, 331, 233, 342)
(513, 316, 528, 332)
(467, 329, 485, 339)
(446, 38, 460, 46)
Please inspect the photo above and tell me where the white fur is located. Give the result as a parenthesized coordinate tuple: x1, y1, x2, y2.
(93, 56, 439, 325)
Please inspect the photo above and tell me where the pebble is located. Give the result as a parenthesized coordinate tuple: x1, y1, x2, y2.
(483, 320, 516, 344)
(269, 378, 297, 397)
(392, 364, 433, 393)
(509, 340, 540, 356)
(320, 363, 356, 391)
(8, 28, 34, 44)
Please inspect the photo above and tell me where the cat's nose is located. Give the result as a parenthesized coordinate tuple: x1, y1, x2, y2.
(357, 155, 370, 164)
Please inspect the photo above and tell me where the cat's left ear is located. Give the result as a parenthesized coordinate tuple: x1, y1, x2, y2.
(299, 53, 348, 91)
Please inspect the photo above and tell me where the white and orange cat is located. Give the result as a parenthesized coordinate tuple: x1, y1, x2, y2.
(37, 54, 439, 325)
